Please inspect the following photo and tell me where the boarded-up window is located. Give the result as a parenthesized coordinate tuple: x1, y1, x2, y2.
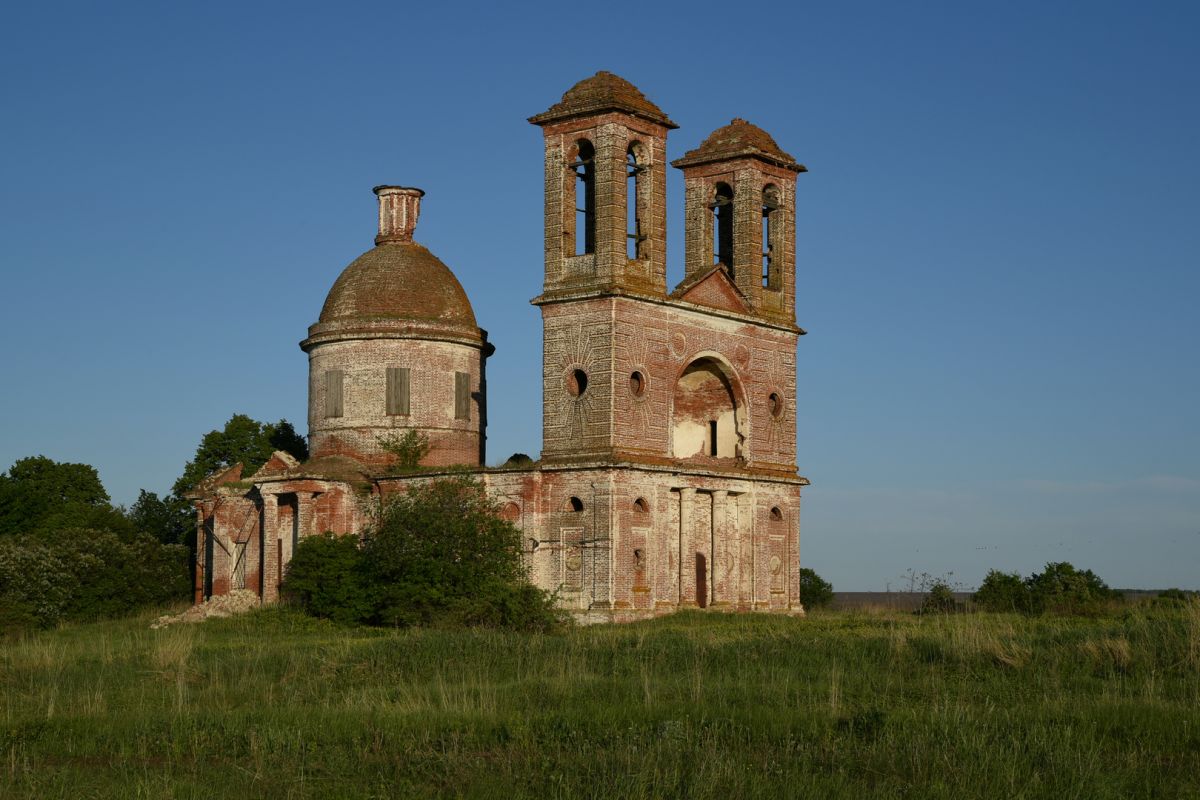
(324, 370, 343, 418)
(454, 371, 470, 420)
(232, 542, 247, 590)
(386, 367, 410, 416)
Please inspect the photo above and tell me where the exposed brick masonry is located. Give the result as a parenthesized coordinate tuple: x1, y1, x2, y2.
(192, 71, 809, 623)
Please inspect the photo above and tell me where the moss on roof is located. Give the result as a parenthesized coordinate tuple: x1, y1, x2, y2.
(318, 241, 478, 329)
(530, 71, 677, 128)
(672, 118, 805, 172)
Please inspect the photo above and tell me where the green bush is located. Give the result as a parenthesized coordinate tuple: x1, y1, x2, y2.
(0, 529, 190, 630)
(363, 476, 563, 631)
(1153, 588, 1195, 605)
(53, 529, 191, 620)
(376, 430, 432, 472)
(282, 532, 373, 624)
(283, 476, 564, 632)
(0, 537, 75, 630)
(1026, 562, 1121, 615)
(920, 581, 960, 614)
(974, 570, 1032, 612)
(798, 567, 834, 608)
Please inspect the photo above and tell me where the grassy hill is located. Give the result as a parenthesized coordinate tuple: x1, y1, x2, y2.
(3, 605, 1198, 798)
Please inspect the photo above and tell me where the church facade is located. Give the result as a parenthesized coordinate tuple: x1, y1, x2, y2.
(192, 72, 809, 622)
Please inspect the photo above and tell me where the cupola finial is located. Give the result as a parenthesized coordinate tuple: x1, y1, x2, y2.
(372, 185, 425, 244)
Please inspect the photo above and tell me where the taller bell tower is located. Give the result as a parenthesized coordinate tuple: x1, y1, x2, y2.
(530, 72, 679, 464)
(529, 71, 677, 298)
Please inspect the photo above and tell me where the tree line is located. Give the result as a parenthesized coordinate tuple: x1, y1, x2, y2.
(0, 414, 306, 633)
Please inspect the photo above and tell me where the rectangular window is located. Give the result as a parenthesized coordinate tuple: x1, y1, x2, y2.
(386, 367, 410, 416)
(324, 370, 343, 418)
(454, 371, 470, 420)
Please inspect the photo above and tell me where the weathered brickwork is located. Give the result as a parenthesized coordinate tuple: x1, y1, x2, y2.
(539, 297, 798, 472)
(192, 72, 809, 623)
(306, 338, 483, 469)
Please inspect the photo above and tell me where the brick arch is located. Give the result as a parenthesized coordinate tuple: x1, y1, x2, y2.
(669, 351, 749, 461)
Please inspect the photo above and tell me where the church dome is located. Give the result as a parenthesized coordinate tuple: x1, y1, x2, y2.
(302, 186, 482, 349)
(318, 241, 478, 329)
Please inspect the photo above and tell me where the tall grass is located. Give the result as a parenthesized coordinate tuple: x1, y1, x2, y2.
(1, 604, 1198, 798)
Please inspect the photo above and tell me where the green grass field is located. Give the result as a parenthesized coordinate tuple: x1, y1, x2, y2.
(3, 604, 1198, 799)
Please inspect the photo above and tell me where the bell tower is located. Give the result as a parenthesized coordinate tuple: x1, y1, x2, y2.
(672, 118, 806, 324)
(529, 71, 677, 297)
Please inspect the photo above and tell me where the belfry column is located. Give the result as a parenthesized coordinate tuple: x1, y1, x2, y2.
(261, 493, 280, 603)
(711, 490, 729, 608)
(678, 488, 696, 607)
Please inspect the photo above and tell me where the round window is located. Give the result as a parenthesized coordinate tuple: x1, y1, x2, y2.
(567, 368, 588, 397)
(768, 392, 784, 418)
(630, 370, 646, 397)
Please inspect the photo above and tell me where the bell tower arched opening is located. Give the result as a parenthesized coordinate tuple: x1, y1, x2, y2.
(671, 356, 745, 460)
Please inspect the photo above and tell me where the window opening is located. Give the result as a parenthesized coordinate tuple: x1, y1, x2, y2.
(324, 370, 343, 418)
(711, 183, 734, 267)
(629, 370, 645, 397)
(232, 541, 247, 590)
(762, 186, 781, 289)
(770, 506, 784, 522)
(768, 392, 783, 418)
(709, 420, 718, 456)
(571, 140, 596, 255)
(567, 368, 588, 397)
(568, 496, 584, 512)
(454, 371, 470, 420)
(633, 497, 649, 513)
(626, 146, 645, 259)
(386, 367, 410, 416)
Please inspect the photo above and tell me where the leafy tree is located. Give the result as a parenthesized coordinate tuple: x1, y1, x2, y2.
(282, 533, 373, 624)
(1026, 562, 1121, 614)
(4, 456, 108, 505)
(173, 414, 308, 495)
(501, 453, 535, 468)
(284, 477, 563, 631)
(0, 455, 193, 631)
(798, 567, 834, 608)
(973, 570, 1032, 613)
(127, 490, 193, 546)
(0, 456, 113, 536)
(363, 476, 561, 630)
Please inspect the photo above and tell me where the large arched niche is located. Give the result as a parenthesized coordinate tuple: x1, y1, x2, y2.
(671, 354, 747, 460)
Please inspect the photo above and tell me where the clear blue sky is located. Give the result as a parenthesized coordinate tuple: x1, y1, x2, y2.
(1, 1, 1197, 590)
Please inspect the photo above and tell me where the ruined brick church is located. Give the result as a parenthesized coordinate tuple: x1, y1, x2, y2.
(193, 72, 809, 621)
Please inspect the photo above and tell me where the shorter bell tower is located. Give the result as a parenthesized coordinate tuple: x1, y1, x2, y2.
(672, 119, 806, 324)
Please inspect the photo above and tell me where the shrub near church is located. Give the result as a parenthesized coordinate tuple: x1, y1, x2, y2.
(284, 476, 562, 631)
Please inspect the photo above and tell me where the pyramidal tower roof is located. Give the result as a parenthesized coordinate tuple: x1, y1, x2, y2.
(672, 118, 805, 172)
(529, 71, 677, 128)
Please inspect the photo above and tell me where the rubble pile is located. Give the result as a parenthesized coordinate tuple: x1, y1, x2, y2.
(151, 590, 261, 629)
